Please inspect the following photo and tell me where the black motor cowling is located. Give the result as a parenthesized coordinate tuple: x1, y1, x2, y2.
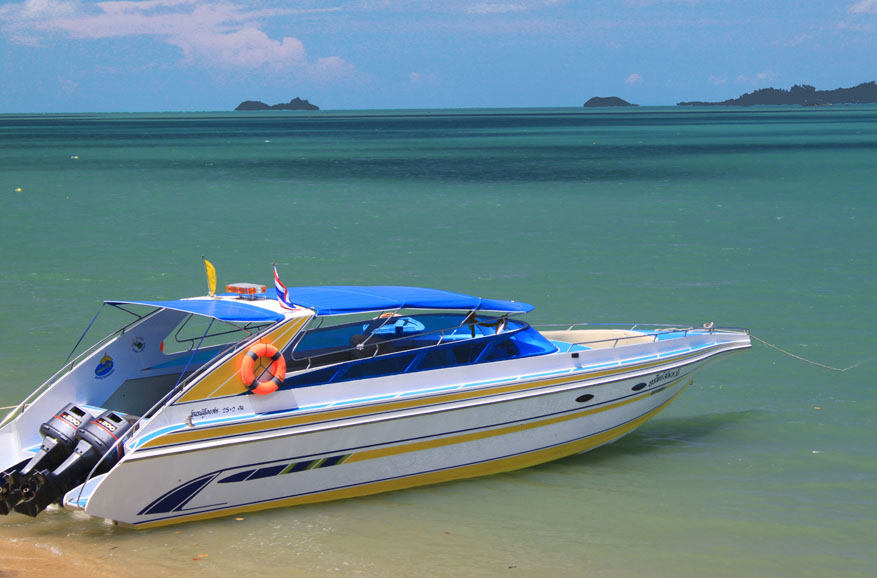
(14, 409, 135, 518)
(0, 403, 93, 515)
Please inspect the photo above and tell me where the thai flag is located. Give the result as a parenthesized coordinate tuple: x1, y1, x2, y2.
(273, 265, 298, 310)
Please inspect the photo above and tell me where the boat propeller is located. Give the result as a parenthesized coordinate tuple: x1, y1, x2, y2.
(1, 404, 134, 517)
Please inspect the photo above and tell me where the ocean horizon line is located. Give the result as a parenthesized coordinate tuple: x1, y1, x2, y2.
(5, 103, 877, 116)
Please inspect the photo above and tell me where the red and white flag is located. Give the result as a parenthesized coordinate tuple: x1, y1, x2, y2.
(273, 265, 298, 310)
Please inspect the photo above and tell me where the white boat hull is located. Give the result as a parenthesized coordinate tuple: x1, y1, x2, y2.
(2, 283, 750, 528)
(77, 339, 743, 528)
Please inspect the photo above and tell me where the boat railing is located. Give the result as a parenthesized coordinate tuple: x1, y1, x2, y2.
(0, 321, 140, 430)
(0, 302, 174, 429)
(532, 322, 750, 353)
(0, 405, 18, 424)
(68, 322, 269, 509)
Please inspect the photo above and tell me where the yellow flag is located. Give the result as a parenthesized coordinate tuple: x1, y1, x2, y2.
(202, 256, 216, 297)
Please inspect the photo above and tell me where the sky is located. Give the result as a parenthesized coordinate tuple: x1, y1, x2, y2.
(0, 0, 875, 112)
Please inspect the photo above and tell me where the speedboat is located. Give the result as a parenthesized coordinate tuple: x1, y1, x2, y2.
(0, 270, 750, 528)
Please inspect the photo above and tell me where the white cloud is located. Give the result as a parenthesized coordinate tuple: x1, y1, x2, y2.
(310, 56, 356, 82)
(409, 71, 439, 86)
(0, 0, 77, 43)
(625, 73, 643, 86)
(467, 1, 564, 15)
(849, 0, 877, 14)
(19, 0, 78, 19)
(625, 0, 700, 6)
(733, 70, 776, 86)
(468, 2, 529, 13)
(60, 78, 79, 94)
(175, 27, 307, 69)
(776, 31, 819, 47)
(0, 0, 352, 72)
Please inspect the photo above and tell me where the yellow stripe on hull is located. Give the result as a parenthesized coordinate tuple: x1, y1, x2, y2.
(347, 376, 686, 464)
(130, 379, 691, 529)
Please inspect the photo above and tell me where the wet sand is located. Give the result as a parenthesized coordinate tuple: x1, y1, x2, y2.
(0, 538, 132, 577)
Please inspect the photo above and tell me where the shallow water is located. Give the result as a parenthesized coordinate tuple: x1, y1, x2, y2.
(1, 107, 874, 577)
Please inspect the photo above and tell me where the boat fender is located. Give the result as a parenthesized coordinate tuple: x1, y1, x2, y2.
(241, 343, 286, 395)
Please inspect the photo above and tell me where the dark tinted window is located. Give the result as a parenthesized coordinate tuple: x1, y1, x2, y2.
(283, 320, 556, 390)
(340, 352, 418, 381)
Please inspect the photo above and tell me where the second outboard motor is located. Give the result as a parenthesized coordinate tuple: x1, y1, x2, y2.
(15, 410, 134, 518)
(0, 403, 93, 515)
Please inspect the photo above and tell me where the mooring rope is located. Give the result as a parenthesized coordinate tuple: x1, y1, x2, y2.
(0, 405, 16, 411)
(751, 334, 860, 372)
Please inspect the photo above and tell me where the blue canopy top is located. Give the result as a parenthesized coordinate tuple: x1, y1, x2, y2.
(269, 286, 534, 316)
(106, 299, 284, 323)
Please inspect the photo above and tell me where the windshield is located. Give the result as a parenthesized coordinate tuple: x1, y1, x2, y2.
(160, 312, 272, 354)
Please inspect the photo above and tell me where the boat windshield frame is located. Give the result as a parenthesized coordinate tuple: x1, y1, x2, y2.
(0, 301, 279, 428)
(278, 309, 557, 390)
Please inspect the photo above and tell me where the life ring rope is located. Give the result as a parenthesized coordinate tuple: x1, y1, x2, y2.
(240, 343, 286, 395)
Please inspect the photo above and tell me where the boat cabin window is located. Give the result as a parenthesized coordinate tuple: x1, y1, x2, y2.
(282, 313, 557, 389)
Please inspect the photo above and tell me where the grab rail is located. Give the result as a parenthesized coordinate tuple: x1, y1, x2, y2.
(532, 322, 750, 353)
(68, 316, 283, 509)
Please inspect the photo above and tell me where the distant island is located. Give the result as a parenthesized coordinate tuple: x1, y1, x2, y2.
(677, 81, 877, 106)
(584, 96, 637, 107)
(235, 97, 319, 111)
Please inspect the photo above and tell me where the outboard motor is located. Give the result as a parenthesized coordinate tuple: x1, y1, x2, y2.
(0, 403, 94, 515)
(15, 410, 135, 518)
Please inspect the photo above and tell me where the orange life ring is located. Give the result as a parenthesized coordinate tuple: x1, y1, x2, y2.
(240, 343, 286, 395)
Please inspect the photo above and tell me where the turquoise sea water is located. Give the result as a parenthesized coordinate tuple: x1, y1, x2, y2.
(0, 107, 874, 577)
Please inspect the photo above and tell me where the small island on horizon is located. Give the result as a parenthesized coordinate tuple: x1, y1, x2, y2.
(228, 83, 877, 112)
(235, 97, 319, 111)
(677, 81, 877, 106)
(584, 96, 637, 107)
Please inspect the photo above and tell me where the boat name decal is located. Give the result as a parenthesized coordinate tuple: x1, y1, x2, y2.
(652, 377, 693, 396)
(94, 354, 114, 379)
(189, 404, 246, 421)
(647, 369, 680, 387)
